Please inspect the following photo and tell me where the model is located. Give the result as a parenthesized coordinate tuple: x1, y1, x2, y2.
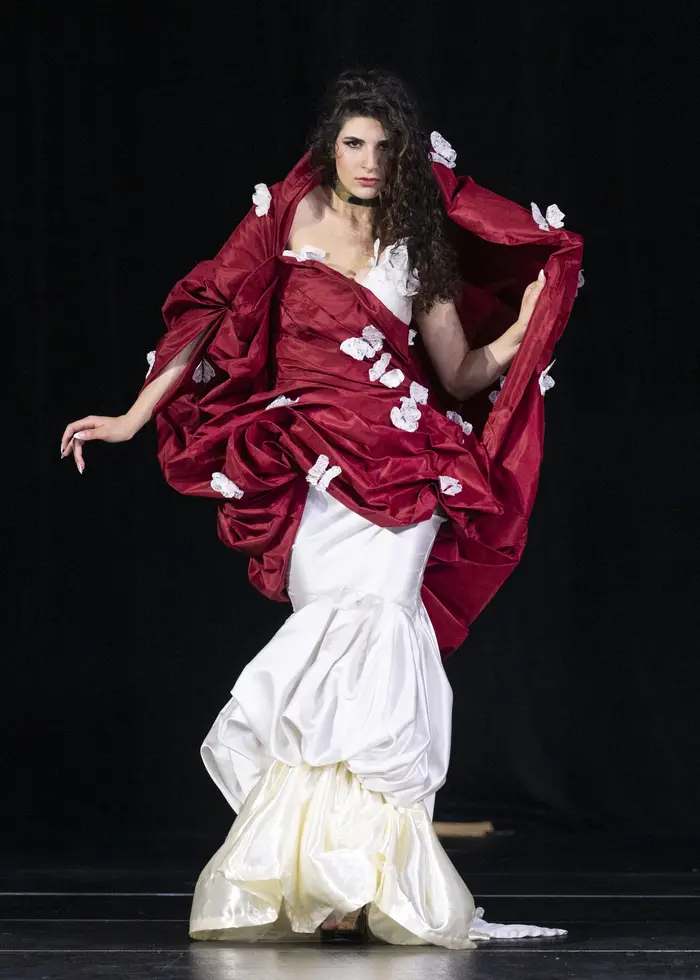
(60, 68, 582, 949)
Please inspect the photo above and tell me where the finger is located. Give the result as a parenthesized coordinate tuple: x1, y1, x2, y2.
(61, 417, 99, 455)
(74, 440, 85, 474)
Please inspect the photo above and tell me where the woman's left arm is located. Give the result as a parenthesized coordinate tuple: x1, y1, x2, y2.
(414, 274, 545, 401)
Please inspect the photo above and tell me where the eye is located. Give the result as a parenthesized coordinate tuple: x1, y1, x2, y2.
(343, 138, 362, 147)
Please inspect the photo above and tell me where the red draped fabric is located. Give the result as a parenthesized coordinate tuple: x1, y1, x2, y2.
(141, 149, 583, 658)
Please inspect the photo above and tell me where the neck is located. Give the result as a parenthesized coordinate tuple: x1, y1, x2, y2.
(326, 174, 378, 231)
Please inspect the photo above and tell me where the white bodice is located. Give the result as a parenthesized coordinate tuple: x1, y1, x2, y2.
(283, 238, 420, 325)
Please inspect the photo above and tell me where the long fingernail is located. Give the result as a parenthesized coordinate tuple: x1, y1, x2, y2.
(78, 462, 84, 474)
(73, 432, 86, 441)
(538, 269, 546, 282)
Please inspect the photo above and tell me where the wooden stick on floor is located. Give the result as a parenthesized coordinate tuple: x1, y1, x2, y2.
(433, 821, 494, 838)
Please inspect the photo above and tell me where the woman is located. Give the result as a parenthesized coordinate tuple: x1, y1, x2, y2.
(60, 69, 581, 948)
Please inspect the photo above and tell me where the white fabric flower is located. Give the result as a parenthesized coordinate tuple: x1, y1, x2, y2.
(430, 131, 457, 169)
(210, 472, 244, 499)
(306, 453, 342, 492)
(368, 352, 391, 381)
(446, 410, 473, 436)
(439, 475, 463, 496)
(539, 359, 556, 395)
(390, 396, 421, 433)
(409, 382, 429, 405)
(145, 350, 156, 378)
(282, 244, 327, 262)
(531, 201, 565, 231)
(380, 369, 404, 388)
(361, 325, 385, 351)
(368, 352, 405, 388)
(252, 183, 272, 217)
(488, 375, 507, 404)
(408, 328, 417, 346)
(576, 268, 585, 295)
(340, 337, 377, 361)
(265, 395, 300, 410)
(193, 358, 215, 383)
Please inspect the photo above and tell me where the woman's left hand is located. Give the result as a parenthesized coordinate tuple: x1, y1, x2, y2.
(512, 271, 546, 343)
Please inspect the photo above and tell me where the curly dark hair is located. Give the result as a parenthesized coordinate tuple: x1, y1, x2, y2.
(307, 68, 461, 313)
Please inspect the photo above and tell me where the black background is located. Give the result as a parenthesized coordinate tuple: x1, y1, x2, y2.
(8, 1, 699, 854)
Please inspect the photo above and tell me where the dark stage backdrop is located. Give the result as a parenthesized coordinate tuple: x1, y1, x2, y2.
(8, 2, 698, 852)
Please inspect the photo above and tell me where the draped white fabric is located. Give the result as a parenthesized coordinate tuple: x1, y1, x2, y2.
(190, 486, 566, 947)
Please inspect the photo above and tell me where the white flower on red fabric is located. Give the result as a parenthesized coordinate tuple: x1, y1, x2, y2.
(446, 410, 473, 436)
(306, 453, 342, 492)
(339, 336, 376, 361)
(361, 325, 385, 351)
(368, 352, 391, 380)
(193, 358, 215, 383)
(531, 201, 565, 231)
(145, 350, 156, 378)
(439, 475, 463, 496)
(390, 396, 421, 433)
(488, 375, 507, 404)
(265, 394, 300, 410)
(252, 182, 272, 217)
(210, 472, 244, 499)
(430, 131, 457, 169)
(539, 359, 556, 395)
(576, 268, 585, 295)
(282, 244, 327, 262)
(368, 352, 405, 388)
(408, 328, 417, 346)
(409, 381, 429, 405)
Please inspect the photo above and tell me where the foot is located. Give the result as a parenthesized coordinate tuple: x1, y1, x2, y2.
(321, 908, 363, 931)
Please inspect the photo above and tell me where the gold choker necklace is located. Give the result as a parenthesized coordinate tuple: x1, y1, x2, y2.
(330, 173, 380, 207)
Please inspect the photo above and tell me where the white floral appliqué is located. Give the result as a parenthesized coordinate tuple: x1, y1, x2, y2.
(361, 325, 385, 351)
(252, 183, 271, 217)
(145, 350, 156, 378)
(446, 410, 474, 436)
(439, 475, 463, 496)
(576, 269, 585, 296)
(430, 131, 457, 169)
(488, 375, 507, 404)
(368, 352, 404, 388)
(539, 359, 556, 395)
(265, 394, 300, 410)
(339, 325, 385, 361)
(306, 453, 342, 492)
(390, 396, 421, 433)
(193, 358, 215, 383)
(531, 201, 565, 231)
(282, 244, 327, 262)
(210, 472, 244, 500)
(409, 382, 429, 405)
(408, 328, 417, 346)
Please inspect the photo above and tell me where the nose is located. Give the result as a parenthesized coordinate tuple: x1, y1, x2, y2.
(363, 146, 379, 173)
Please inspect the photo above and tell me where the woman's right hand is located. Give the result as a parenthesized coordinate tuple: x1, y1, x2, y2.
(60, 414, 137, 474)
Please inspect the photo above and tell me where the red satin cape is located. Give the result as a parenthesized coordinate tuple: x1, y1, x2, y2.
(141, 150, 583, 658)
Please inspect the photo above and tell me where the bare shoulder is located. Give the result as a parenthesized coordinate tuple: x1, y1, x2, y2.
(288, 184, 327, 238)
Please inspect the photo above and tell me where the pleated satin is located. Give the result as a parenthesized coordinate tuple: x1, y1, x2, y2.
(190, 486, 480, 947)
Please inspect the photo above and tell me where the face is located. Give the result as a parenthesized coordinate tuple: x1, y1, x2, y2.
(333, 116, 390, 200)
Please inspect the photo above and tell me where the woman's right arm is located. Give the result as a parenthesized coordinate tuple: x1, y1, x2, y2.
(60, 334, 201, 473)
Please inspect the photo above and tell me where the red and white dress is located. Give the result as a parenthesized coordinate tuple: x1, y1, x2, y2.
(142, 137, 582, 947)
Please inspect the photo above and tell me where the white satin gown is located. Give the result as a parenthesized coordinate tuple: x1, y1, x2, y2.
(188, 244, 567, 948)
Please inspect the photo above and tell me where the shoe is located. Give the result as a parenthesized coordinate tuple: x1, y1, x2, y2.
(320, 906, 368, 943)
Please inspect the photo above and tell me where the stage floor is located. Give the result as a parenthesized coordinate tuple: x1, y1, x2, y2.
(2, 826, 699, 978)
